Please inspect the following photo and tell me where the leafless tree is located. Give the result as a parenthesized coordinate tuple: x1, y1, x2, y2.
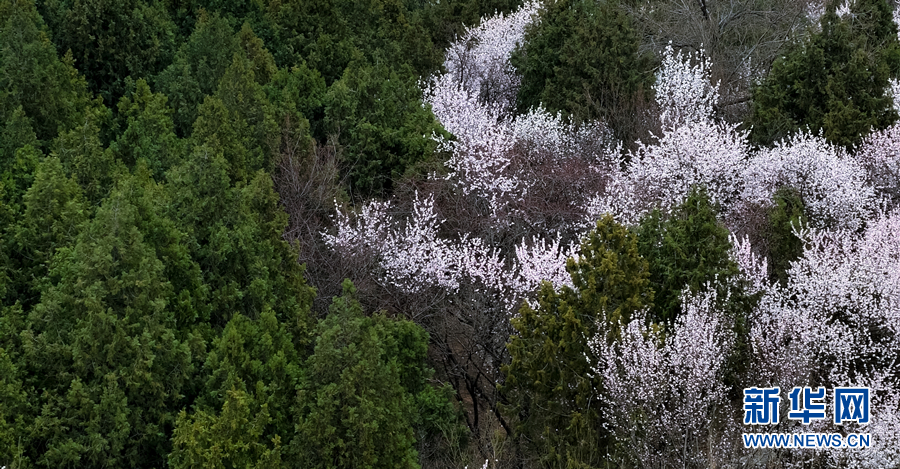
(624, 0, 817, 123)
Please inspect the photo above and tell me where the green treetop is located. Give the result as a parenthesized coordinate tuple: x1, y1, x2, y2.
(503, 215, 653, 469)
(749, 0, 900, 148)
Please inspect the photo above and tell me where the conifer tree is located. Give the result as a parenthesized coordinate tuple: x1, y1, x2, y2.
(324, 61, 445, 197)
(767, 187, 808, 286)
(111, 78, 184, 179)
(20, 172, 196, 467)
(169, 308, 303, 468)
(0, 0, 92, 142)
(295, 280, 458, 469)
(503, 215, 653, 469)
(7, 157, 88, 308)
(155, 11, 241, 136)
(511, 0, 653, 140)
(750, 0, 900, 148)
(636, 186, 739, 325)
(51, 107, 120, 204)
(165, 144, 314, 328)
(0, 108, 41, 216)
(47, 0, 177, 103)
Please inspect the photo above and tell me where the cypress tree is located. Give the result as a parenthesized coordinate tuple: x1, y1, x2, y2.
(750, 0, 900, 148)
(503, 215, 653, 468)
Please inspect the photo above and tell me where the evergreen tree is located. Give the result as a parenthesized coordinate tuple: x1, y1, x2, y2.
(503, 215, 653, 468)
(511, 0, 653, 140)
(45, 0, 177, 104)
(155, 11, 241, 136)
(635, 187, 754, 395)
(295, 280, 459, 469)
(766, 187, 808, 286)
(0, 0, 92, 143)
(749, 0, 900, 148)
(169, 308, 303, 468)
(262, 0, 442, 84)
(20, 173, 197, 467)
(111, 78, 184, 179)
(324, 61, 445, 198)
(51, 107, 120, 204)
(165, 144, 314, 328)
(264, 62, 327, 139)
(636, 187, 739, 325)
(0, 345, 27, 466)
(7, 157, 88, 308)
(0, 108, 41, 215)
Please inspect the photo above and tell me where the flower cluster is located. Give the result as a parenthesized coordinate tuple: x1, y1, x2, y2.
(856, 122, 900, 202)
(442, 0, 541, 113)
(742, 132, 874, 230)
(654, 43, 720, 129)
(325, 5, 900, 465)
(596, 287, 735, 467)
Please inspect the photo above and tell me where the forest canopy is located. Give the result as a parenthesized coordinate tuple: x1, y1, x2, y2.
(1, 0, 900, 467)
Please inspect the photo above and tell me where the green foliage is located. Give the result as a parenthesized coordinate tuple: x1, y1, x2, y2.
(165, 145, 314, 327)
(44, 0, 177, 104)
(112, 78, 184, 179)
(420, 0, 523, 52)
(503, 215, 652, 468)
(237, 22, 278, 85)
(636, 187, 740, 325)
(170, 386, 284, 469)
(0, 345, 28, 466)
(155, 11, 240, 136)
(7, 157, 88, 308)
(169, 308, 303, 468)
(265, 62, 327, 138)
(20, 174, 198, 467)
(749, 0, 900, 148)
(511, 0, 653, 138)
(635, 187, 755, 395)
(198, 52, 279, 177)
(0, 107, 39, 178)
(0, 108, 42, 214)
(0, 0, 92, 142)
(324, 61, 446, 197)
(262, 0, 442, 84)
(295, 279, 458, 469)
(767, 187, 808, 286)
(51, 107, 120, 204)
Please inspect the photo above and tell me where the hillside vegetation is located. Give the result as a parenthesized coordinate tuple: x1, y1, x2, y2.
(1, 0, 899, 467)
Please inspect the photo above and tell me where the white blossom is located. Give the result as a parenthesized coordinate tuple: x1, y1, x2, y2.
(596, 287, 734, 467)
(742, 132, 874, 230)
(655, 43, 720, 129)
(730, 233, 768, 295)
